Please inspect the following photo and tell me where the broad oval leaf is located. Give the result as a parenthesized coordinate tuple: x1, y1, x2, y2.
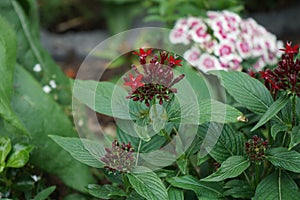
(73, 80, 132, 119)
(6, 143, 33, 168)
(168, 187, 184, 200)
(212, 71, 273, 115)
(0, 137, 11, 165)
(34, 186, 56, 200)
(0, 15, 28, 135)
(128, 170, 168, 200)
(87, 184, 127, 199)
(167, 175, 224, 198)
(266, 147, 300, 173)
(201, 156, 250, 182)
(49, 135, 104, 169)
(290, 125, 300, 150)
(198, 123, 245, 163)
(224, 180, 253, 199)
(251, 94, 290, 131)
(253, 171, 300, 200)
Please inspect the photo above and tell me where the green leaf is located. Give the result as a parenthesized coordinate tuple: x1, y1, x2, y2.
(176, 155, 188, 175)
(266, 147, 300, 173)
(11, 66, 95, 192)
(168, 187, 184, 200)
(289, 125, 300, 150)
(34, 186, 56, 200)
(49, 135, 104, 168)
(212, 71, 274, 115)
(0, 0, 72, 105)
(271, 123, 287, 140)
(0, 15, 28, 135)
(224, 180, 253, 199)
(199, 99, 244, 124)
(201, 156, 250, 182)
(198, 123, 245, 162)
(167, 175, 224, 198)
(251, 94, 290, 131)
(73, 80, 131, 119)
(169, 99, 243, 124)
(6, 143, 33, 168)
(253, 171, 300, 200)
(0, 137, 11, 165)
(127, 170, 168, 200)
(87, 184, 127, 199)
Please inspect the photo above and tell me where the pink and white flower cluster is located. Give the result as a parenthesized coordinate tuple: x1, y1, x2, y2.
(169, 10, 283, 73)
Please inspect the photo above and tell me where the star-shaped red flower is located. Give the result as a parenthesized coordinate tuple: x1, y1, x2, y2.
(124, 74, 144, 91)
(280, 41, 299, 54)
(168, 55, 182, 67)
(133, 48, 152, 58)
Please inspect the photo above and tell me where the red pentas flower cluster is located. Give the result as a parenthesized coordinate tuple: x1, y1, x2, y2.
(245, 135, 268, 163)
(124, 48, 185, 106)
(100, 140, 135, 174)
(259, 42, 300, 98)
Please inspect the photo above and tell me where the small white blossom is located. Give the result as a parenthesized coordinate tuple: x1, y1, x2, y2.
(31, 174, 41, 182)
(49, 80, 57, 88)
(43, 85, 51, 93)
(33, 64, 42, 72)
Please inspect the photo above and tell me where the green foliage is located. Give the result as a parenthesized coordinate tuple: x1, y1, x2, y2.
(49, 135, 104, 169)
(127, 170, 168, 200)
(86, 184, 127, 199)
(253, 171, 300, 200)
(198, 123, 245, 163)
(143, 0, 244, 27)
(0, 137, 33, 172)
(167, 175, 224, 199)
(0, 0, 95, 195)
(201, 156, 250, 182)
(212, 71, 274, 115)
(266, 147, 300, 173)
(251, 94, 290, 131)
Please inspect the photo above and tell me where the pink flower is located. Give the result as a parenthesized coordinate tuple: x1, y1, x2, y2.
(236, 36, 253, 58)
(190, 22, 211, 43)
(183, 47, 201, 66)
(214, 41, 235, 57)
(197, 53, 224, 72)
(169, 27, 190, 45)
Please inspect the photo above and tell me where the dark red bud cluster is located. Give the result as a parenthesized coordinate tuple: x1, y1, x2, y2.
(100, 140, 135, 174)
(245, 135, 268, 163)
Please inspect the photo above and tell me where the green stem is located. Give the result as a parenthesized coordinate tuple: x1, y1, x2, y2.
(135, 139, 142, 166)
(243, 171, 251, 187)
(292, 94, 296, 127)
(160, 129, 172, 142)
(281, 132, 287, 147)
(255, 163, 260, 187)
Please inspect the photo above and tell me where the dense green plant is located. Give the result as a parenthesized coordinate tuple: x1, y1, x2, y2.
(52, 42, 300, 199)
(0, 0, 97, 197)
(143, 0, 244, 27)
(0, 137, 56, 199)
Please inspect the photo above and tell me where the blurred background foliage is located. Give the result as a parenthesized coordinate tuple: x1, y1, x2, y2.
(38, 0, 298, 34)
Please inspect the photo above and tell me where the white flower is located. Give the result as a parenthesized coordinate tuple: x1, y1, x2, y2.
(189, 22, 211, 43)
(33, 64, 42, 72)
(169, 27, 190, 45)
(49, 80, 57, 88)
(183, 46, 201, 66)
(197, 53, 224, 73)
(31, 174, 41, 182)
(43, 85, 51, 93)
